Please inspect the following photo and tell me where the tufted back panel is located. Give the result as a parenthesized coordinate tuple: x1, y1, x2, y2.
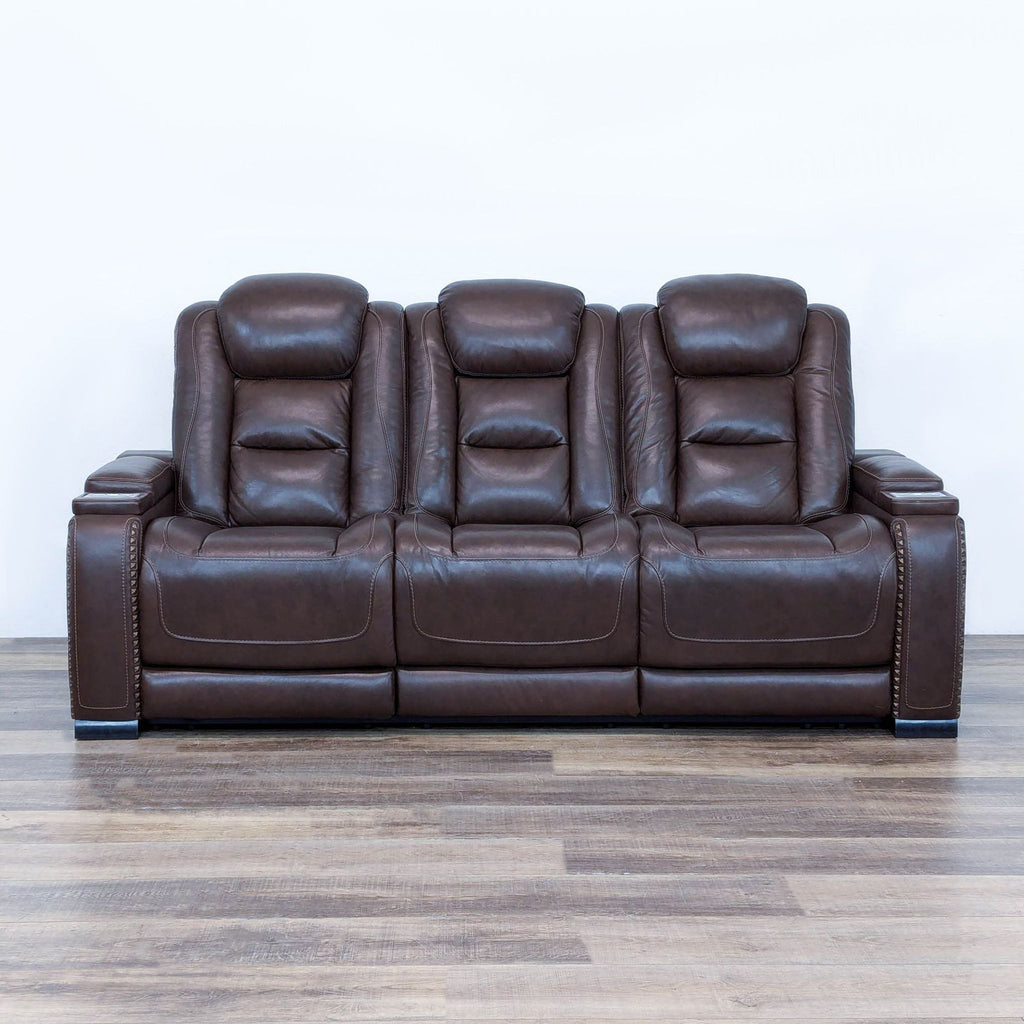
(406, 279, 621, 525)
(173, 273, 404, 527)
(622, 274, 854, 525)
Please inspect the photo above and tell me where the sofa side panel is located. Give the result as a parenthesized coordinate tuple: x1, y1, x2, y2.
(891, 515, 967, 721)
(67, 516, 144, 721)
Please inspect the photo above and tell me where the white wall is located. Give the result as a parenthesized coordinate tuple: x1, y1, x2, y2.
(1, 0, 1022, 635)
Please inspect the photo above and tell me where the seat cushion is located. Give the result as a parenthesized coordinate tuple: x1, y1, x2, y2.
(139, 514, 394, 669)
(639, 513, 896, 668)
(394, 513, 639, 668)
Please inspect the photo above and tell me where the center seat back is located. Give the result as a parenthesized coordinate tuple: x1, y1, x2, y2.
(393, 279, 640, 697)
(404, 279, 621, 525)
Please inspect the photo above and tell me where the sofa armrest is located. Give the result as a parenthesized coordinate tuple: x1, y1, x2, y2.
(851, 450, 959, 516)
(850, 452, 965, 731)
(67, 464, 175, 732)
(72, 452, 175, 516)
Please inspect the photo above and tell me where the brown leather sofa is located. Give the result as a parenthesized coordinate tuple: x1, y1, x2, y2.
(67, 273, 966, 739)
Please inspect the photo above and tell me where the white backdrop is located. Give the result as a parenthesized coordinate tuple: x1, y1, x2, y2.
(1, 0, 1022, 635)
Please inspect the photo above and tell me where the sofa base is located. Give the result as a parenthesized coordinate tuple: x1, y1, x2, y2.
(140, 668, 395, 721)
(136, 714, 886, 736)
(892, 717, 959, 738)
(640, 667, 892, 718)
(74, 719, 140, 740)
(396, 668, 639, 718)
(82, 667, 947, 738)
(80, 715, 956, 739)
(144, 714, 883, 725)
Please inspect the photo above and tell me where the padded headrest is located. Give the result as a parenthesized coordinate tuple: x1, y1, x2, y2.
(657, 274, 807, 376)
(218, 273, 368, 378)
(438, 279, 585, 376)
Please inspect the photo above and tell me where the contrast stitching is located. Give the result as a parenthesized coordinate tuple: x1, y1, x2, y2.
(853, 466, 937, 485)
(414, 512, 622, 561)
(367, 307, 400, 512)
(397, 554, 637, 644)
(589, 307, 616, 516)
(652, 512, 874, 561)
(145, 554, 389, 644)
(176, 306, 219, 521)
(398, 306, 408, 513)
(650, 552, 895, 643)
(67, 520, 79, 712)
(335, 513, 379, 557)
(129, 520, 141, 717)
(902, 518, 966, 712)
(120, 521, 131, 708)
(891, 519, 907, 716)
(157, 513, 380, 562)
(411, 307, 436, 513)
(75, 521, 132, 711)
(629, 308, 666, 516)
(617, 309, 627, 510)
(902, 519, 915, 706)
(953, 516, 967, 715)
(797, 308, 850, 522)
(91, 463, 174, 488)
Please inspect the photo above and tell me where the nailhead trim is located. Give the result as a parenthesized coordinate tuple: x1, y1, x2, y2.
(952, 516, 967, 717)
(891, 517, 966, 718)
(891, 520, 906, 717)
(129, 519, 142, 716)
(65, 522, 76, 715)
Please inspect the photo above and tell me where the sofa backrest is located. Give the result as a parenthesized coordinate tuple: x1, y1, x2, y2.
(172, 273, 404, 527)
(405, 280, 621, 525)
(622, 274, 854, 525)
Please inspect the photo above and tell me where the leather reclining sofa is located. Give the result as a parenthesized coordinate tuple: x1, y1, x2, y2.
(67, 273, 966, 740)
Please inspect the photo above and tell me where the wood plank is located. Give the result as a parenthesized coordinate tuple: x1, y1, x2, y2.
(442, 799, 1024, 839)
(0, 837, 567, 881)
(0, 874, 799, 922)
(0, 916, 591, 967)
(565, 836, 1024, 874)
(576, 914, 1024, 965)
(1, 635, 1023, 1022)
(445, 964, 1024, 1018)
(0, 808, 445, 843)
(0, 965, 445, 1023)
(788, 872, 1024, 917)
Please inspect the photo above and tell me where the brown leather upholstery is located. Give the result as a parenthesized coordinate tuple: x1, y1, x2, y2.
(405, 281, 620, 525)
(68, 451, 177, 722)
(623, 275, 895, 674)
(851, 449, 960, 516)
(640, 668, 892, 717)
(142, 275, 404, 670)
(398, 669, 639, 717)
(141, 668, 394, 720)
(139, 513, 395, 669)
(849, 450, 967, 722)
(638, 513, 897, 669)
(623, 275, 854, 525)
(175, 275, 403, 527)
(67, 272, 966, 736)
(397, 281, 638, 683)
(395, 512, 639, 670)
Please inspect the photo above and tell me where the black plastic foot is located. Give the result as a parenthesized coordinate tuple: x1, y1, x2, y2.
(892, 718, 958, 738)
(74, 719, 140, 740)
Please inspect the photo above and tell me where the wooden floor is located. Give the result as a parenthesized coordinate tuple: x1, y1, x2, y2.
(1, 639, 1023, 1022)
